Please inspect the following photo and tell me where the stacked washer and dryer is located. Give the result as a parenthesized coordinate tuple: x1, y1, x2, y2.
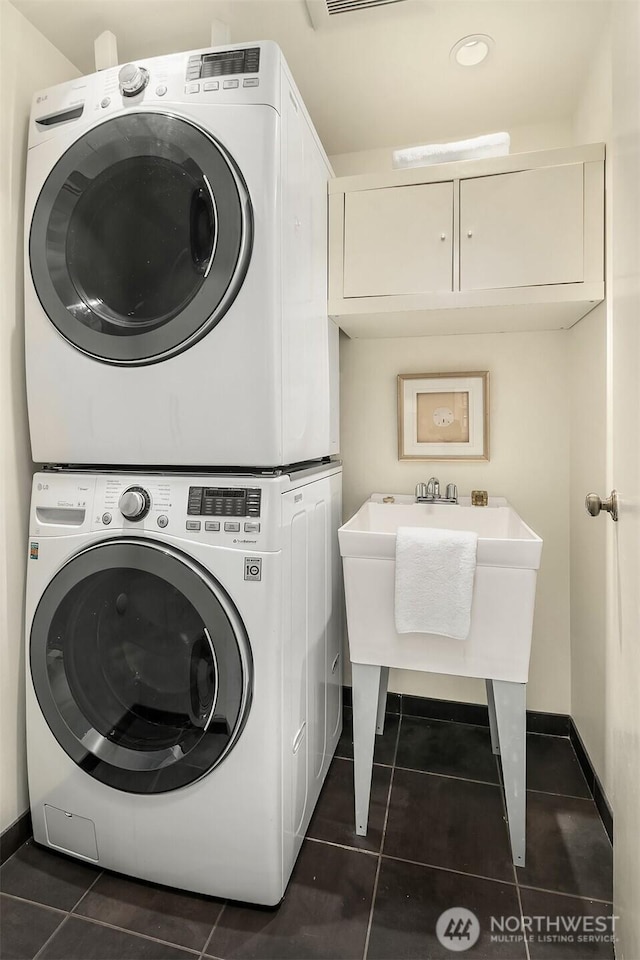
(23, 41, 342, 905)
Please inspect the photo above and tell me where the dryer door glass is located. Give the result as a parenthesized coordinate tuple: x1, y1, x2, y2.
(30, 112, 252, 365)
(30, 540, 253, 794)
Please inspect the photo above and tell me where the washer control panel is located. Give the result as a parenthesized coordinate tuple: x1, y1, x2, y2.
(187, 487, 261, 518)
(93, 476, 270, 546)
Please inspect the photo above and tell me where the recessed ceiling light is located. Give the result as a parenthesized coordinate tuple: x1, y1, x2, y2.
(450, 34, 494, 67)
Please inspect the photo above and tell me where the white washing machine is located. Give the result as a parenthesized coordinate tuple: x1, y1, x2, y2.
(25, 463, 342, 904)
(24, 41, 339, 466)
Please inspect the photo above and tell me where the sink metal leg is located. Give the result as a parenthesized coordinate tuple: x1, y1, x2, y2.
(493, 680, 527, 868)
(376, 667, 389, 735)
(352, 662, 381, 837)
(486, 679, 500, 755)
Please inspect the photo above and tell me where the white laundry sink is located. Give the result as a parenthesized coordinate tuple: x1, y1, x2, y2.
(339, 494, 543, 683)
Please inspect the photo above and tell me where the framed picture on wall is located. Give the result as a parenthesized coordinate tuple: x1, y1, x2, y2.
(397, 371, 489, 460)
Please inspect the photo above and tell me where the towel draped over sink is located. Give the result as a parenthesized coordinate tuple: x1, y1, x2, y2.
(394, 526, 478, 640)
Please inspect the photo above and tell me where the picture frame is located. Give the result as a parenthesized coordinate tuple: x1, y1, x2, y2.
(397, 371, 489, 461)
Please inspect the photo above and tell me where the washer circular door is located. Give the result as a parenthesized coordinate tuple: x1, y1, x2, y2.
(29, 112, 252, 365)
(30, 539, 253, 794)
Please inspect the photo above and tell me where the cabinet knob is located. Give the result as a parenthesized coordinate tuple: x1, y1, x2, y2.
(467, 230, 473, 238)
(440, 233, 446, 241)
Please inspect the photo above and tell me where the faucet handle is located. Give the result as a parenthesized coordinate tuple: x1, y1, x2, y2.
(415, 482, 427, 500)
(446, 483, 458, 502)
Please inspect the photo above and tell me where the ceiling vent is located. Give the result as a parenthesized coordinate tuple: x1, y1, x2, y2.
(306, 0, 408, 29)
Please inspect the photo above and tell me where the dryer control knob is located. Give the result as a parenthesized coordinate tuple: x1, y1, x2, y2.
(119, 487, 150, 521)
(118, 63, 149, 97)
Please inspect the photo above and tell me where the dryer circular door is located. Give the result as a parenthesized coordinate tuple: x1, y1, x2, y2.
(30, 539, 253, 794)
(29, 112, 252, 365)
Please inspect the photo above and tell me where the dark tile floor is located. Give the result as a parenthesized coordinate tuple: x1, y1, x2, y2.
(1, 712, 614, 960)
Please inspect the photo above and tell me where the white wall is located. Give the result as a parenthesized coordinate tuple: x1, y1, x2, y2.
(569, 26, 612, 794)
(340, 330, 571, 713)
(0, 0, 79, 834)
(331, 118, 575, 176)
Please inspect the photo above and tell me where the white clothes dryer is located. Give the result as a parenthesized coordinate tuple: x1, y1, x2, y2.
(25, 463, 342, 904)
(25, 42, 339, 467)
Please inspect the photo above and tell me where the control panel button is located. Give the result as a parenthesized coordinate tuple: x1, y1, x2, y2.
(186, 520, 201, 531)
(185, 82, 200, 94)
(205, 521, 221, 532)
(155, 84, 167, 96)
(223, 79, 239, 89)
(100, 97, 111, 108)
(203, 81, 219, 91)
(102, 512, 112, 525)
(243, 78, 259, 87)
(244, 522, 261, 533)
(157, 515, 169, 528)
(224, 521, 241, 532)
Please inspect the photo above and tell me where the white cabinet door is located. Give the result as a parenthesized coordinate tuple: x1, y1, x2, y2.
(460, 164, 584, 290)
(343, 182, 453, 297)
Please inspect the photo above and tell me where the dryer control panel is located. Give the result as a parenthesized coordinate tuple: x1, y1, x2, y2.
(186, 47, 260, 82)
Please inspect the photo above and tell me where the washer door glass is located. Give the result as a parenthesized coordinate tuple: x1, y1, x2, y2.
(30, 540, 252, 794)
(30, 112, 252, 365)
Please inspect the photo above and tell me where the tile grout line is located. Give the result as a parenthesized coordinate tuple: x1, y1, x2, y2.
(198, 902, 227, 960)
(68, 868, 104, 914)
(20, 866, 105, 960)
(362, 711, 402, 960)
(381, 852, 517, 889)
(393, 765, 500, 788)
(497, 751, 531, 960)
(348, 753, 592, 801)
(305, 835, 378, 857)
(516, 882, 614, 906)
(513, 860, 531, 960)
(0, 891, 68, 916)
(526, 786, 593, 802)
(32, 913, 72, 960)
(39, 911, 204, 956)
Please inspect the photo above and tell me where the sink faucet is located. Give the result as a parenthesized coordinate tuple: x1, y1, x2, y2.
(415, 477, 458, 504)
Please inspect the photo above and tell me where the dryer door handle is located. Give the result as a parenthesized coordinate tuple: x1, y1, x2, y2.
(189, 179, 217, 276)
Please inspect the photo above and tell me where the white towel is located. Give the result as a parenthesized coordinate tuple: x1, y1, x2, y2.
(392, 132, 510, 169)
(394, 526, 478, 639)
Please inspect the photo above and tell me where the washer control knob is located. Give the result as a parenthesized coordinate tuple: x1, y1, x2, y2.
(119, 486, 150, 521)
(118, 63, 149, 97)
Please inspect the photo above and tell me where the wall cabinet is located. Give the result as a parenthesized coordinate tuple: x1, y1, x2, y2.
(344, 182, 453, 297)
(329, 143, 605, 338)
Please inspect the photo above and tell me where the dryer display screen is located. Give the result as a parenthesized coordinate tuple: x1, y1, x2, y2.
(187, 48, 260, 81)
(187, 487, 261, 517)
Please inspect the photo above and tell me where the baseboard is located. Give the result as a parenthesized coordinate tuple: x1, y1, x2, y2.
(0, 810, 32, 866)
(569, 720, 613, 843)
(342, 686, 570, 735)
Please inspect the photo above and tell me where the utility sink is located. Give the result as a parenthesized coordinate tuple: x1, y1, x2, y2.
(340, 494, 542, 569)
(339, 494, 543, 682)
(339, 493, 544, 867)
